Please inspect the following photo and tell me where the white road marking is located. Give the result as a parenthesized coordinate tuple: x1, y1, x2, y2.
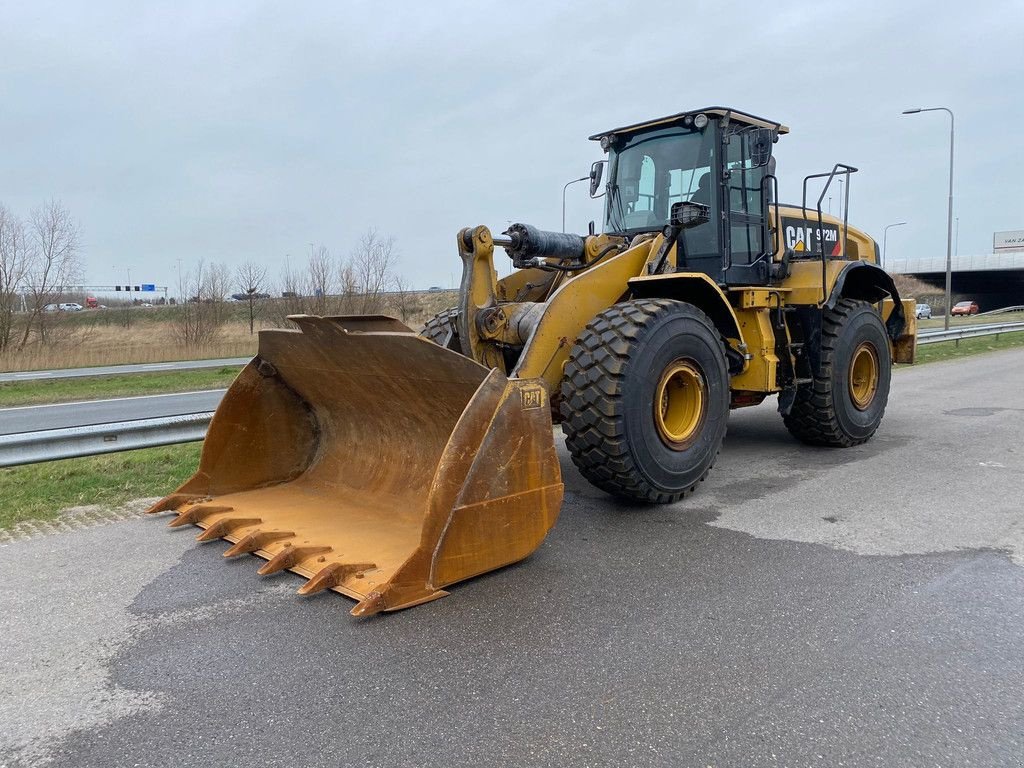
(0, 389, 227, 413)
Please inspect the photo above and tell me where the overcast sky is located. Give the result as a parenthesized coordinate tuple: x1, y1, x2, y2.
(1, 0, 1021, 292)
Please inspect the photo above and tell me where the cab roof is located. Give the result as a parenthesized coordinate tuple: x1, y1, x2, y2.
(589, 107, 789, 141)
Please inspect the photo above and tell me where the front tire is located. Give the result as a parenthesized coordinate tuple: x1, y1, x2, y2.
(784, 298, 891, 447)
(560, 299, 729, 504)
(419, 307, 461, 351)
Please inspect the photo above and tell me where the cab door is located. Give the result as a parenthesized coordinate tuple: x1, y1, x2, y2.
(722, 129, 771, 285)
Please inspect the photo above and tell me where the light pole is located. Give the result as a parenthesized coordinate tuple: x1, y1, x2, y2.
(562, 175, 589, 233)
(882, 221, 907, 270)
(902, 106, 954, 329)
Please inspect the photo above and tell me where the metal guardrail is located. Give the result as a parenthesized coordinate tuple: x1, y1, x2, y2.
(917, 322, 1024, 345)
(978, 305, 1024, 317)
(0, 412, 213, 468)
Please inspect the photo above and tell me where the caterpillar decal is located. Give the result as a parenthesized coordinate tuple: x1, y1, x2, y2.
(781, 216, 842, 257)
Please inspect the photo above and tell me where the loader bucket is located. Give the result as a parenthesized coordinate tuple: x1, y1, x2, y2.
(148, 315, 562, 616)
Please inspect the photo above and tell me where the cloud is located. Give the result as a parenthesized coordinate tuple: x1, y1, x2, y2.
(0, 0, 1020, 291)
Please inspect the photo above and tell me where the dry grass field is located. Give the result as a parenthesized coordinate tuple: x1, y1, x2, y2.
(0, 290, 459, 372)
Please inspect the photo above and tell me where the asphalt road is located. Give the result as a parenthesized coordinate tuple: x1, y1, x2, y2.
(0, 390, 226, 435)
(1, 349, 1023, 767)
(0, 358, 249, 383)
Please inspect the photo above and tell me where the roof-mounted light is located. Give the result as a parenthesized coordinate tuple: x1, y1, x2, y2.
(693, 113, 709, 130)
(600, 135, 612, 152)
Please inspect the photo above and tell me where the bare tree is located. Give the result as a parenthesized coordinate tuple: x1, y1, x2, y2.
(19, 201, 81, 350)
(263, 233, 406, 327)
(264, 258, 309, 328)
(235, 260, 268, 334)
(391, 274, 414, 323)
(203, 261, 232, 328)
(337, 259, 359, 314)
(172, 260, 225, 348)
(307, 244, 334, 316)
(0, 206, 31, 352)
(351, 229, 399, 314)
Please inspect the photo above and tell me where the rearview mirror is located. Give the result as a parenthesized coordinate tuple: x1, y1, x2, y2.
(750, 128, 775, 168)
(589, 160, 606, 197)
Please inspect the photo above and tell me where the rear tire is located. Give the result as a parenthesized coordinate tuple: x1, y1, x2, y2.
(560, 299, 729, 504)
(420, 307, 461, 351)
(784, 298, 891, 447)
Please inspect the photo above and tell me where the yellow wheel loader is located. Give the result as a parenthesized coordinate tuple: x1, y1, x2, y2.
(150, 107, 916, 616)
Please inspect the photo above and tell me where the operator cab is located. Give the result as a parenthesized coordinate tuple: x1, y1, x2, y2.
(591, 107, 788, 286)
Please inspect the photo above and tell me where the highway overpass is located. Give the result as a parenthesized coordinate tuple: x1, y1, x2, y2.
(886, 251, 1024, 310)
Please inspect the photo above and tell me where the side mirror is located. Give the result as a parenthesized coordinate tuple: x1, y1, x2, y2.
(750, 128, 775, 168)
(589, 160, 606, 197)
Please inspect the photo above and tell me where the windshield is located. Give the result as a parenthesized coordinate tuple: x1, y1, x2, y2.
(604, 126, 716, 235)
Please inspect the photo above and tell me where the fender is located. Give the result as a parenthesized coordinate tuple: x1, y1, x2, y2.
(626, 272, 743, 342)
(826, 261, 906, 340)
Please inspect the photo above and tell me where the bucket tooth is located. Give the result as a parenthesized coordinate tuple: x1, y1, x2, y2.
(168, 504, 234, 528)
(223, 530, 295, 558)
(196, 517, 262, 542)
(147, 493, 203, 515)
(297, 562, 376, 596)
(257, 545, 332, 576)
(351, 591, 386, 617)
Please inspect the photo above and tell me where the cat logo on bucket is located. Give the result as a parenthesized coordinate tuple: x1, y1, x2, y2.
(781, 216, 842, 257)
(520, 386, 545, 410)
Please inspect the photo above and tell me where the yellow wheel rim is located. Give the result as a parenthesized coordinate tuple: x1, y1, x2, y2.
(849, 342, 879, 411)
(654, 360, 707, 449)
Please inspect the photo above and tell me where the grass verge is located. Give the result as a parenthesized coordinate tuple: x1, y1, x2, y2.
(914, 331, 1024, 365)
(0, 443, 201, 529)
(0, 367, 242, 407)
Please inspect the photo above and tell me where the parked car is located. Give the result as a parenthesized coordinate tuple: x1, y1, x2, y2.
(915, 303, 932, 319)
(58, 302, 84, 312)
(43, 303, 59, 312)
(951, 300, 979, 316)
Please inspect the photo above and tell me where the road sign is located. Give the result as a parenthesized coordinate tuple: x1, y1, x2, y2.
(141, 284, 155, 292)
(994, 230, 1024, 252)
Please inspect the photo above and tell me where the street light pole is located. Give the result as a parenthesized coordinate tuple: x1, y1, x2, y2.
(902, 106, 955, 330)
(882, 221, 907, 270)
(562, 176, 589, 233)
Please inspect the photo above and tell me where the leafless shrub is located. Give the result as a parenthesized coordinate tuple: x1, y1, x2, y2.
(352, 229, 398, 314)
(263, 231, 404, 328)
(204, 261, 232, 327)
(172, 260, 226, 348)
(391, 274, 414, 322)
(306, 245, 335, 316)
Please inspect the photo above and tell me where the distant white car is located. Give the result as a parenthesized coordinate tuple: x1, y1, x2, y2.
(43, 303, 60, 312)
(58, 302, 84, 312)
(915, 303, 932, 320)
